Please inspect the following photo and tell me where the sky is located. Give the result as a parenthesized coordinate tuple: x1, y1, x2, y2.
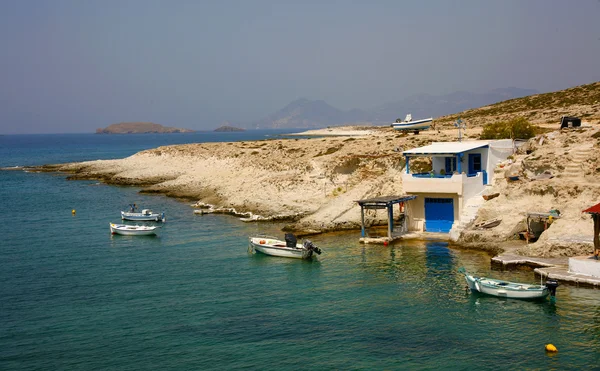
(1, 0, 599, 134)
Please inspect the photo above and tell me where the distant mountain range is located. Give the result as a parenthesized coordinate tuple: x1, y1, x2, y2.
(250, 87, 539, 129)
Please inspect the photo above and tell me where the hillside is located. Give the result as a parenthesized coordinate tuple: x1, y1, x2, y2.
(250, 88, 540, 129)
(369, 87, 539, 124)
(38, 80, 600, 259)
(251, 98, 368, 129)
(96, 122, 194, 134)
(435, 81, 600, 129)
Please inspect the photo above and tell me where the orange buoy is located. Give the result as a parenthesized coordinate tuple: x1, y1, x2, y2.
(259, 240, 266, 244)
(545, 344, 558, 353)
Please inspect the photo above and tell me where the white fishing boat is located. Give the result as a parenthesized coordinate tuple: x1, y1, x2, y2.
(121, 204, 165, 222)
(459, 268, 558, 300)
(248, 234, 322, 259)
(110, 223, 158, 236)
(391, 114, 433, 132)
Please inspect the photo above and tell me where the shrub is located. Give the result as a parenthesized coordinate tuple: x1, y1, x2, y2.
(480, 117, 539, 140)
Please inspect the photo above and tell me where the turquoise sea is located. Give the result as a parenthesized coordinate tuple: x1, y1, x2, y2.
(2, 131, 600, 370)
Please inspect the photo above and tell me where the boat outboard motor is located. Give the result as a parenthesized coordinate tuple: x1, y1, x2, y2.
(285, 233, 297, 247)
(303, 240, 322, 255)
(545, 279, 559, 298)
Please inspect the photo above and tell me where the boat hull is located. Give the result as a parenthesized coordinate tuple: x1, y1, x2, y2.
(392, 118, 433, 131)
(464, 274, 548, 299)
(249, 237, 312, 259)
(121, 211, 165, 222)
(110, 223, 158, 236)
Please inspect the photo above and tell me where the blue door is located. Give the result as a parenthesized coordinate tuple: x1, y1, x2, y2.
(425, 198, 454, 232)
(468, 153, 482, 176)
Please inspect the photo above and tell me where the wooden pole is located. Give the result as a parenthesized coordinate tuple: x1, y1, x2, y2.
(526, 214, 530, 244)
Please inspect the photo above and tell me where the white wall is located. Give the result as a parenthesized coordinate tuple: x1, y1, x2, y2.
(402, 173, 464, 195)
(488, 139, 514, 183)
(432, 157, 446, 173)
(462, 172, 485, 201)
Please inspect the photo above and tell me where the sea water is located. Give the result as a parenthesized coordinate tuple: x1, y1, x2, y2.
(1, 132, 600, 370)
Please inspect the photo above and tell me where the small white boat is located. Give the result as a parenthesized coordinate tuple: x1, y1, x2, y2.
(391, 114, 433, 132)
(121, 204, 165, 222)
(248, 234, 322, 259)
(459, 268, 558, 300)
(110, 223, 158, 236)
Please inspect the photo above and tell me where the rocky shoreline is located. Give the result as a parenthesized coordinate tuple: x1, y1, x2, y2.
(26, 124, 600, 256)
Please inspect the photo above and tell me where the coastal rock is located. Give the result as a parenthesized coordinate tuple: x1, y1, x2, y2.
(458, 127, 600, 257)
(214, 125, 245, 132)
(95, 122, 194, 134)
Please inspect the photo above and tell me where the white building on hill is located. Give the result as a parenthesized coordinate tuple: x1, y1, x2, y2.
(402, 140, 513, 233)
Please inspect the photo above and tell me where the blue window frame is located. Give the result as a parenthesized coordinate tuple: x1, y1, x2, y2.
(468, 153, 482, 175)
(444, 157, 457, 173)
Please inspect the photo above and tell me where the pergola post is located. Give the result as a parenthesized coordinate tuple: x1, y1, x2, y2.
(387, 203, 394, 239)
(360, 206, 365, 237)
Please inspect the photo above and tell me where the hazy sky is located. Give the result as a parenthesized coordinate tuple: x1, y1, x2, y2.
(1, 0, 599, 134)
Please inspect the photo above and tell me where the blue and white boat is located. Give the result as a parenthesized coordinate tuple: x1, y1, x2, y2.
(121, 204, 166, 222)
(391, 114, 433, 132)
(459, 268, 558, 300)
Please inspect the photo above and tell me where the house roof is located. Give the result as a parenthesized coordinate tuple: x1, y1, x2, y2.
(583, 202, 600, 214)
(403, 141, 490, 156)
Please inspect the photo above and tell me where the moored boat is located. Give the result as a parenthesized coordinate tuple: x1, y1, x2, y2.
(473, 217, 502, 229)
(459, 268, 558, 300)
(109, 223, 158, 236)
(248, 234, 322, 259)
(391, 114, 433, 132)
(121, 204, 165, 222)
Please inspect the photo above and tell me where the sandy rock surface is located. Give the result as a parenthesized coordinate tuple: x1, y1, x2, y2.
(460, 126, 600, 257)
(37, 124, 600, 257)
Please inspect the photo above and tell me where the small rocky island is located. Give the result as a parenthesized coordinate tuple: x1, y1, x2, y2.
(214, 125, 245, 132)
(96, 122, 194, 134)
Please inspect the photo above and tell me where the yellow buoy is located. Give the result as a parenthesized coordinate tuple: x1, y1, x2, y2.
(72, 209, 76, 215)
(545, 344, 558, 352)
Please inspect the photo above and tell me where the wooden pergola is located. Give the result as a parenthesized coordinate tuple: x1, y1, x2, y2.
(583, 203, 600, 258)
(356, 195, 417, 240)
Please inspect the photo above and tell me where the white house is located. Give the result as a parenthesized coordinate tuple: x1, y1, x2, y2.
(401, 140, 513, 233)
